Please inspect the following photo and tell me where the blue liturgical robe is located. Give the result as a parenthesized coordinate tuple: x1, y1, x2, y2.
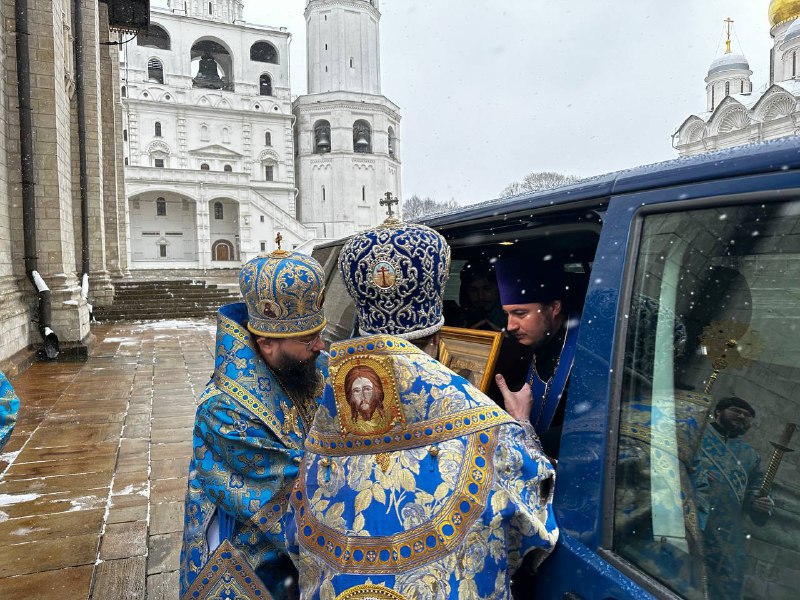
(180, 303, 327, 599)
(692, 424, 767, 600)
(0, 370, 19, 452)
(286, 334, 558, 600)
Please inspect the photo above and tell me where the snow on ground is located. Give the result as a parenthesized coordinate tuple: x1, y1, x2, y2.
(68, 495, 105, 512)
(0, 492, 42, 507)
(129, 319, 215, 334)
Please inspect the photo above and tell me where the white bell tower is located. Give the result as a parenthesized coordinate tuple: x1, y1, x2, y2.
(306, 0, 381, 95)
(294, 0, 401, 240)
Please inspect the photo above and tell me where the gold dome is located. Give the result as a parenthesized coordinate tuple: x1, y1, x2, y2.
(770, 0, 800, 27)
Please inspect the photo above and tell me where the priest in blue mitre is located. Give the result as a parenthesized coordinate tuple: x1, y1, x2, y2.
(492, 259, 580, 458)
(180, 248, 328, 599)
(285, 213, 558, 600)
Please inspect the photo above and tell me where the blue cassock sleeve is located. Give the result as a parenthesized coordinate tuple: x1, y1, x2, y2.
(0, 371, 20, 453)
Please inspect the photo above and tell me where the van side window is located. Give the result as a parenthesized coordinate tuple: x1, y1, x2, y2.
(613, 200, 800, 600)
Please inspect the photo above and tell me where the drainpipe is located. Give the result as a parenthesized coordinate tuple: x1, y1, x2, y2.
(15, 0, 59, 359)
(73, 0, 92, 320)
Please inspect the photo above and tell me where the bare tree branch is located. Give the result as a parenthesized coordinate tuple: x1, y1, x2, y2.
(500, 171, 580, 198)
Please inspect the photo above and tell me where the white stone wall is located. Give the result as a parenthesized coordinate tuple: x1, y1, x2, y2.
(305, 0, 382, 96)
(129, 194, 198, 263)
(294, 92, 401, 238)
(122, 7, 316, 268)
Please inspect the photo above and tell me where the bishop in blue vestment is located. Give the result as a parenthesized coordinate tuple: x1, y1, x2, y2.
(180, 249, 328, 599)
(286, 217, 558, 600)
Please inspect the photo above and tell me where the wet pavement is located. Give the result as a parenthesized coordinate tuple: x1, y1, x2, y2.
(0, 319, 216, 599)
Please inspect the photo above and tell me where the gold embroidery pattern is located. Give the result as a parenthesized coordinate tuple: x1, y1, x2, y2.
(213, 372, 301, 451)
(292, 428, 499, 574)
(242, 478, 295, 537)
(181, 540, 274, 600)
(336, 584, 410, 600)
(306, 405, 514, 456)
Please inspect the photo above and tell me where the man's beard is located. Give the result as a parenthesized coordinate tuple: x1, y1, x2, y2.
(272, 353, 321, 399)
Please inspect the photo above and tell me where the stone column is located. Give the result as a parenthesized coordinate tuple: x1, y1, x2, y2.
(238, 199, 252, 262)
(0, 0, 31, 362)
(98, 2, 128, 282)
(5, 0, 89, 345)
(196, 191, 211, 269)
(71, 0, 114, 307)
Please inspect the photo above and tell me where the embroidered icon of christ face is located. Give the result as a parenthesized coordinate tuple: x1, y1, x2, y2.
(345, 366, 385, 421)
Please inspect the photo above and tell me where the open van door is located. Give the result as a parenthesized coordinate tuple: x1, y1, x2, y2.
(535, 169, 800, 599)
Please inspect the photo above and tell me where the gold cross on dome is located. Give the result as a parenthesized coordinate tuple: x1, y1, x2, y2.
(724, 17, 734, 54)
(275, 231, 283, 250)
(380, 192, 399, 218)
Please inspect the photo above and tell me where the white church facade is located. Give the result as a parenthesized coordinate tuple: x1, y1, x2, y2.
(122, 0, 401, 269)
(675, 1, 800, 157)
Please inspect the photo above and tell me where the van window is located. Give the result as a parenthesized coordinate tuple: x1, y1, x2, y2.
(613, 199, 800, 600)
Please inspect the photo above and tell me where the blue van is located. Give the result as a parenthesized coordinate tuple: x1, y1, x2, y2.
(312, 138, 800, 599)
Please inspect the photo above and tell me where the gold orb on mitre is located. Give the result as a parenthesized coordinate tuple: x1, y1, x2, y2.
(770, 0, 800, 27)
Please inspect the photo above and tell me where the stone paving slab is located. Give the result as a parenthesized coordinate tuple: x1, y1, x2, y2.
(0, 319, 216, 599)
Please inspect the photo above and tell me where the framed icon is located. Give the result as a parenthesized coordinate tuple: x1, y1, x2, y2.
(437, 326, 502, 392)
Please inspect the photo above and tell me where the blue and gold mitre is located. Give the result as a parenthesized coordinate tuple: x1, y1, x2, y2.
(338, 219, 451, 340)
(239, 249, 326, 338)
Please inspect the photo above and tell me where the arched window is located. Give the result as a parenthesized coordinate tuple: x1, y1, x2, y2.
(794, 51, 797, 78)
(200, 124, 209, 142)
(200, 163, 210, 171)
(711, 85, 716, 110)
(265, 165, 274, 181)
(259, 74, 272, 96)
(313, 120, 331, 154)
(121, 85, 126, 97)
(265, 131, 272, 146)
(148, 58, 164, 84)
(123, 129, 128, 142)
(353, 120, 372, 154)
(208, 2, 213, 15)
(191, 39, 232, 91)
(250, 41, 278, 64)
(388, 126, 396, 157)
(322, 186, 326, 202)
(156, 197, 166, 216)
(214, 202, 224, 219)
(223, 164, 232, 172)
(222, 127, 230, 143)
(154, 121, 162, 137)
(362, 186, 366, 203)
(138, 24, 171, 50)
(725, 81, 730, 97)
(124, 157, 129, 165)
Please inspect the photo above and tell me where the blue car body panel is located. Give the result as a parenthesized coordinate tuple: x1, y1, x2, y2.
(420, 139, 800, 599)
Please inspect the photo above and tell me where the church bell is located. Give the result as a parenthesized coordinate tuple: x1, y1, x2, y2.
(355, 133, 369, 150)
(316, 130, 331, 152)
(193, 53, 224, 90)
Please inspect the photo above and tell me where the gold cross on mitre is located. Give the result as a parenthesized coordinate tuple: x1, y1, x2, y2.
(269, 231, 290, 257)
(379, 191, 399, 221)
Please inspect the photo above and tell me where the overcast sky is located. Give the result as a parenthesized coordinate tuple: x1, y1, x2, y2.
(243, 1, 774, 204)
